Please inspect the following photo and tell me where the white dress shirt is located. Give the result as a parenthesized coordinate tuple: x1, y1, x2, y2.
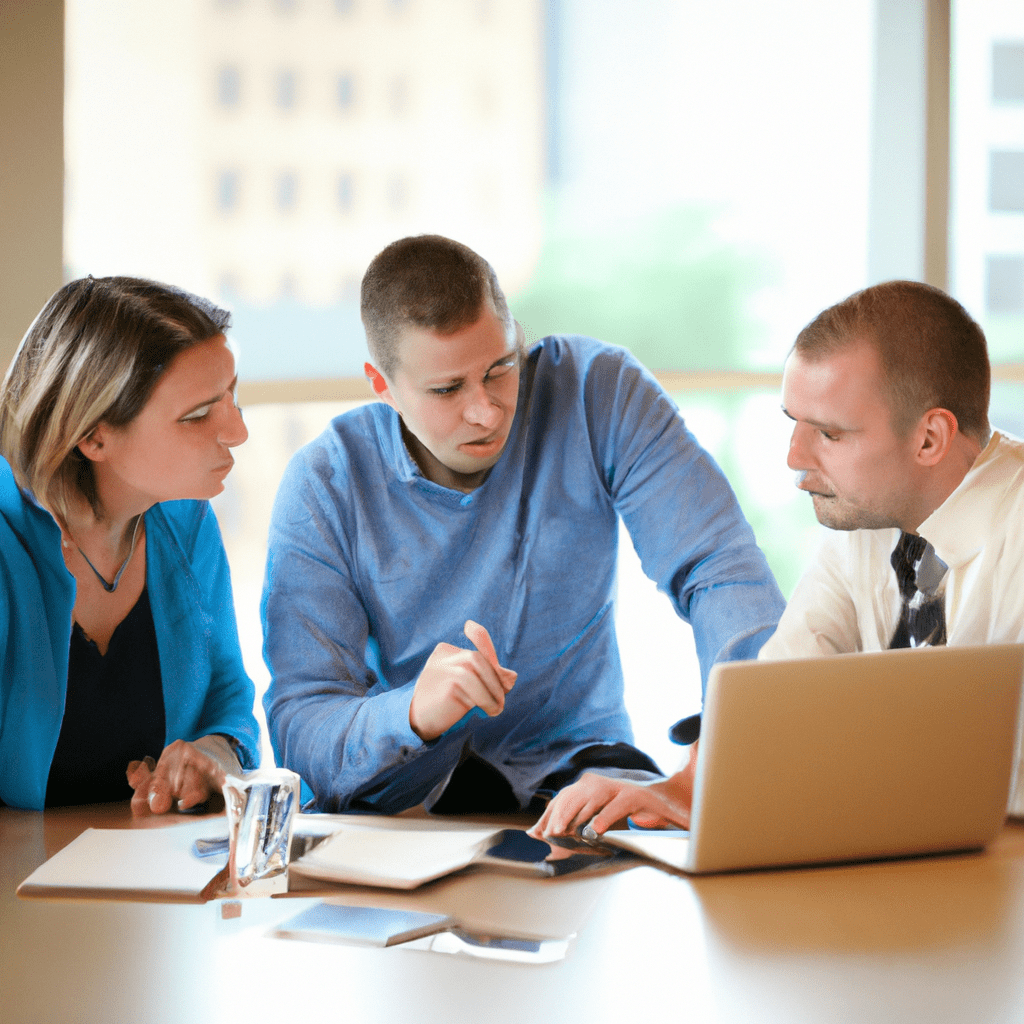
(761, 431, 1024, 815)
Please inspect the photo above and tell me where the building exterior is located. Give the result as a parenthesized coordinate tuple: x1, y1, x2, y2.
(952, 2, 1024, 360)
(65, 0, 546, 378)
(201, 0, 545, 306)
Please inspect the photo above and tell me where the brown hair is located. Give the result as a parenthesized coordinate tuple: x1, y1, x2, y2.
(0, 276, 231, 523)
(361, 234, 514, 378)
(793, 280, 990, 443)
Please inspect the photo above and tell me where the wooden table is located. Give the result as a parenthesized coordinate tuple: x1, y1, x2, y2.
(4, 803, 1024, 1024)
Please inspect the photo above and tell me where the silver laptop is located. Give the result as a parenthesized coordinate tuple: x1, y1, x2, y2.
(603, 644, 1024, 874)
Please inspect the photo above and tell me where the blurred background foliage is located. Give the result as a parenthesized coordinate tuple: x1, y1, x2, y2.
(511, 204, 770, 370)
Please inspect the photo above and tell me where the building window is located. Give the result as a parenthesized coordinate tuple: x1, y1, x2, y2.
(216, 65, 241, 106)
(337, 172, 354, 212)
(992, 41, 1024, 103)
(217, 170, 241, 211)
(987, 255, 1024, 314)
(276, 171, 298, 212)
(276, 69, 297, 110)
(336, 74, 354, 110)
(990, 151, 1024, 213)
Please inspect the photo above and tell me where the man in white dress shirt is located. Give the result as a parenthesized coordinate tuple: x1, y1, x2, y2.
(531, 279, 1024, 838)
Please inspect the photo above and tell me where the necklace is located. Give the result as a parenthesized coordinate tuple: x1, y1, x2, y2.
(75, 514, 144, 593)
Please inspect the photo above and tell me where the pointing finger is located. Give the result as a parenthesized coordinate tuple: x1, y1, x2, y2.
(465, 620, 517, 691)
(464, 620, 499, 668)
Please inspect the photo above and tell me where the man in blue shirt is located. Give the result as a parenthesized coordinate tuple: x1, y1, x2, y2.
(262, 234, 784, 813)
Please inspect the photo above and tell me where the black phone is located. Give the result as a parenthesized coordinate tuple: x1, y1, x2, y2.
(477, 828, 625, 877)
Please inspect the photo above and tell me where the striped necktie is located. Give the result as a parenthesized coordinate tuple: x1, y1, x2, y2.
(889, 531, 948, 649)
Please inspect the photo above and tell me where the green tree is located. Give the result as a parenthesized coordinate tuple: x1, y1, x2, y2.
(510, 204, 770, 370)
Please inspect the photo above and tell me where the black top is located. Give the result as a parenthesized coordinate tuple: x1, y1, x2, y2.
(45, 587, 165, 807)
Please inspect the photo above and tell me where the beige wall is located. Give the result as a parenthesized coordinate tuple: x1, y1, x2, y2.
(0, 0, 64, 372)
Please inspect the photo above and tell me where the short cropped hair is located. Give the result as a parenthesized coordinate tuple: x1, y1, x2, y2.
(793, 280, 990, 443)
(0, 275, 231, 524)
(361, 234, 513, 379)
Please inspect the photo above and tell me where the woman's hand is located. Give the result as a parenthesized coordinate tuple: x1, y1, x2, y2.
(127, 735, 239, 815)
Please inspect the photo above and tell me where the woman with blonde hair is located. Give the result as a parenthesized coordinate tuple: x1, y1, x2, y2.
(0, 276, 259, 811)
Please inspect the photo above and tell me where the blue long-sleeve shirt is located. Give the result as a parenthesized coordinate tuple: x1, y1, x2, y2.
(262, 335, 784, 812)
(0, 458, 260, 810)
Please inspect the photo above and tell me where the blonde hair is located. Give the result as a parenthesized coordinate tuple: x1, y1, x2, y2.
(0, 276, 230, 524)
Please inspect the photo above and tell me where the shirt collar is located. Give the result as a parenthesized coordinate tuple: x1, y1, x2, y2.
(918, 431, 1008, 570)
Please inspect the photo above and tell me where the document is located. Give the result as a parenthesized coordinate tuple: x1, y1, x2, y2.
(17, 819, 229, 902)
(289, 824, 626, 889)
(16, 814, 637, 903)
(289, 825, 501, 889)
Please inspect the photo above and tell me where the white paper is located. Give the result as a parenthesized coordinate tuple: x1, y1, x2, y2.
(290, 825, 500, 889)
(17, 819, 228, 899)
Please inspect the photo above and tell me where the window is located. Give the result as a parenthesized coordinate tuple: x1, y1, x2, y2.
(275, 69, 297, 111)
(276, 171, 298, 211)
(990, 151, 1024, 212)
(216, 65, 241, 106)
(950, 1, 1024, 366)
(992, 41, 1024, 102)
(987, 255, 1024, 313)
(63, 1, 967, 758)
(336, 73, 354, 110)
(216, 169, 241, 211)
(337, 172, 354, 212)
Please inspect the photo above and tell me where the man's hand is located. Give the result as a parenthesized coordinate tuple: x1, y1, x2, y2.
(409, 620, 517, 741)
(127, 739, 228, 815)
(528, 741, 699, 839)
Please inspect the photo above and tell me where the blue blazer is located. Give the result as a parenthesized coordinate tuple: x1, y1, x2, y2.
(0, 458, 260, 809)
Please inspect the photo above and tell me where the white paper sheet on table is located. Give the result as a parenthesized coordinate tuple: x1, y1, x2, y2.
(16, 819, 229, 902)
(289, 825, 501, 889)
